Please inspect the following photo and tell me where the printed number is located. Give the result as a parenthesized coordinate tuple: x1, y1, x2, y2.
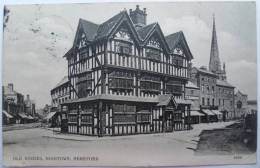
(234, 155, 242, 159)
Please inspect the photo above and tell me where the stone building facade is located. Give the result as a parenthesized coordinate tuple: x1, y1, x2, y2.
(234, 90, 248, 118)
(216, 80, 235, 119)
(185, 81, 200, 110)
(190, 66, 217, 108)
(2, 83, 25, 116)
(189, 15, 235, 120)
(2, 83, 36, 124)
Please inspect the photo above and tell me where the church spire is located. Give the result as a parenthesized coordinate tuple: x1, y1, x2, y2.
(209, 14, 221, 73)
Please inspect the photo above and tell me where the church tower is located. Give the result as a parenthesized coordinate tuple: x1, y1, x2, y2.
(209, 15, 226, 81)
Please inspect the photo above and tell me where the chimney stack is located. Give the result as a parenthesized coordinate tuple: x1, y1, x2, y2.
(129, 5, 147, 29)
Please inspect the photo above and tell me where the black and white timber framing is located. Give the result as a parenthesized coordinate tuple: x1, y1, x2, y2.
(61, 5, 194, 136)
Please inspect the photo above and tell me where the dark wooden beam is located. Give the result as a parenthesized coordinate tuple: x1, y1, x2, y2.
(91, 74, 102, 96)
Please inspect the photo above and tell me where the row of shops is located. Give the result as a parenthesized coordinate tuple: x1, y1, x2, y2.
(189, 108, 226, 124)
(2, 110, 36, 125)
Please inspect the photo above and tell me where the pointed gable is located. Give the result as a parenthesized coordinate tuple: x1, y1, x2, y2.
(106, 11, 141, 45)
(95, 12, 124, 41)
(73, 18, 99, 46)
(157, 94, 177, 107)
(165, 31, 193, 60)
(142, 23, 170, 53)
(137, 22, 157, 40)
(80, 19, 99, 41)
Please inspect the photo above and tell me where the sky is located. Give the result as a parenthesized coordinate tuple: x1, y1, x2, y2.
(3, 2, 257, 108)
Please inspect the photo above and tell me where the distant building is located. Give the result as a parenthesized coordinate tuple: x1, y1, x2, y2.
(216, 80, 235, 119)
(50, 76, 70, 109)
(185, 81, 202, 124)
(185, 81, 200, 110)
(190, 66, 218, 108)
(208, 15, 235, 119)
(234, 90, 248, 118)
(48, 76, 70, 127)
(2, 83, 36, 124)
(189, 15, 235, 121)
(190, 66, 221, 122)
(2, 83, 25, 115)
(24, 94, 36, 117)
(2, 83, 25, 124)
(247, 100, 257, 115)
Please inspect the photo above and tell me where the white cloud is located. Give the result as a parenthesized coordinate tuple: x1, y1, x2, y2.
(3, 10, 70, 108)
(160, 16, 212, 67)
(159, 15, 257, 100)
(227, 60, 257, 99)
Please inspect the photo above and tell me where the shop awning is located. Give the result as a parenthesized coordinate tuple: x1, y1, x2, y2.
(45, 112, 57, 120)
(157, 94, 177, 107)
(3, 110, 13, 118)
(190, 111, 205, 116)
(202, 109, 216, 116)
(27, 115, 34, 120)
(175, 99, 193, 105)
(211, 110, 222, 115)
(18, 113, 29, 119)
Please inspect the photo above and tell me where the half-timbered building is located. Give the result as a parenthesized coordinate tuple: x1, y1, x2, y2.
(62, 5, 193, 136)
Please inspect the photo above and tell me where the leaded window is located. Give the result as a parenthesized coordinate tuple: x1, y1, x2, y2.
(166, 80, 183, 95)
(115, 41, 132, 56)
(172, 55, 183, 67)
(81, 115, 92, 124)
(146, 48, 160, 61)
(108, 71, 133, 90)
(77, 72, 92, 98)
(140, 75, 161, 93)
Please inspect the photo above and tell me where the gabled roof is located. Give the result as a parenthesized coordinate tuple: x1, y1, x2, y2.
(67, 9, 194, 60)
(216, 79, 235, 88)
(79, 18, 99, 41)
(72, 19, 99, 46)
(156, 94, 188, 107)
(165, 31, 193, 60)
(193, 67, 218, 77)
(64, 47, 73, 58)
(236, 90, 247, 96)
(95, 11, 125, 41)
(165, 31, 182, 49)
(137, 22, 157, 40)
(157, 94, 173, 106)
(142, 23, 171, 53)
(52, 76, 69, 91)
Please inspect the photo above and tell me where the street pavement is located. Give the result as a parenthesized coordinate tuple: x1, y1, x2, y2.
(3, 121, 256, 167)
(2, 122, 42, 132)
